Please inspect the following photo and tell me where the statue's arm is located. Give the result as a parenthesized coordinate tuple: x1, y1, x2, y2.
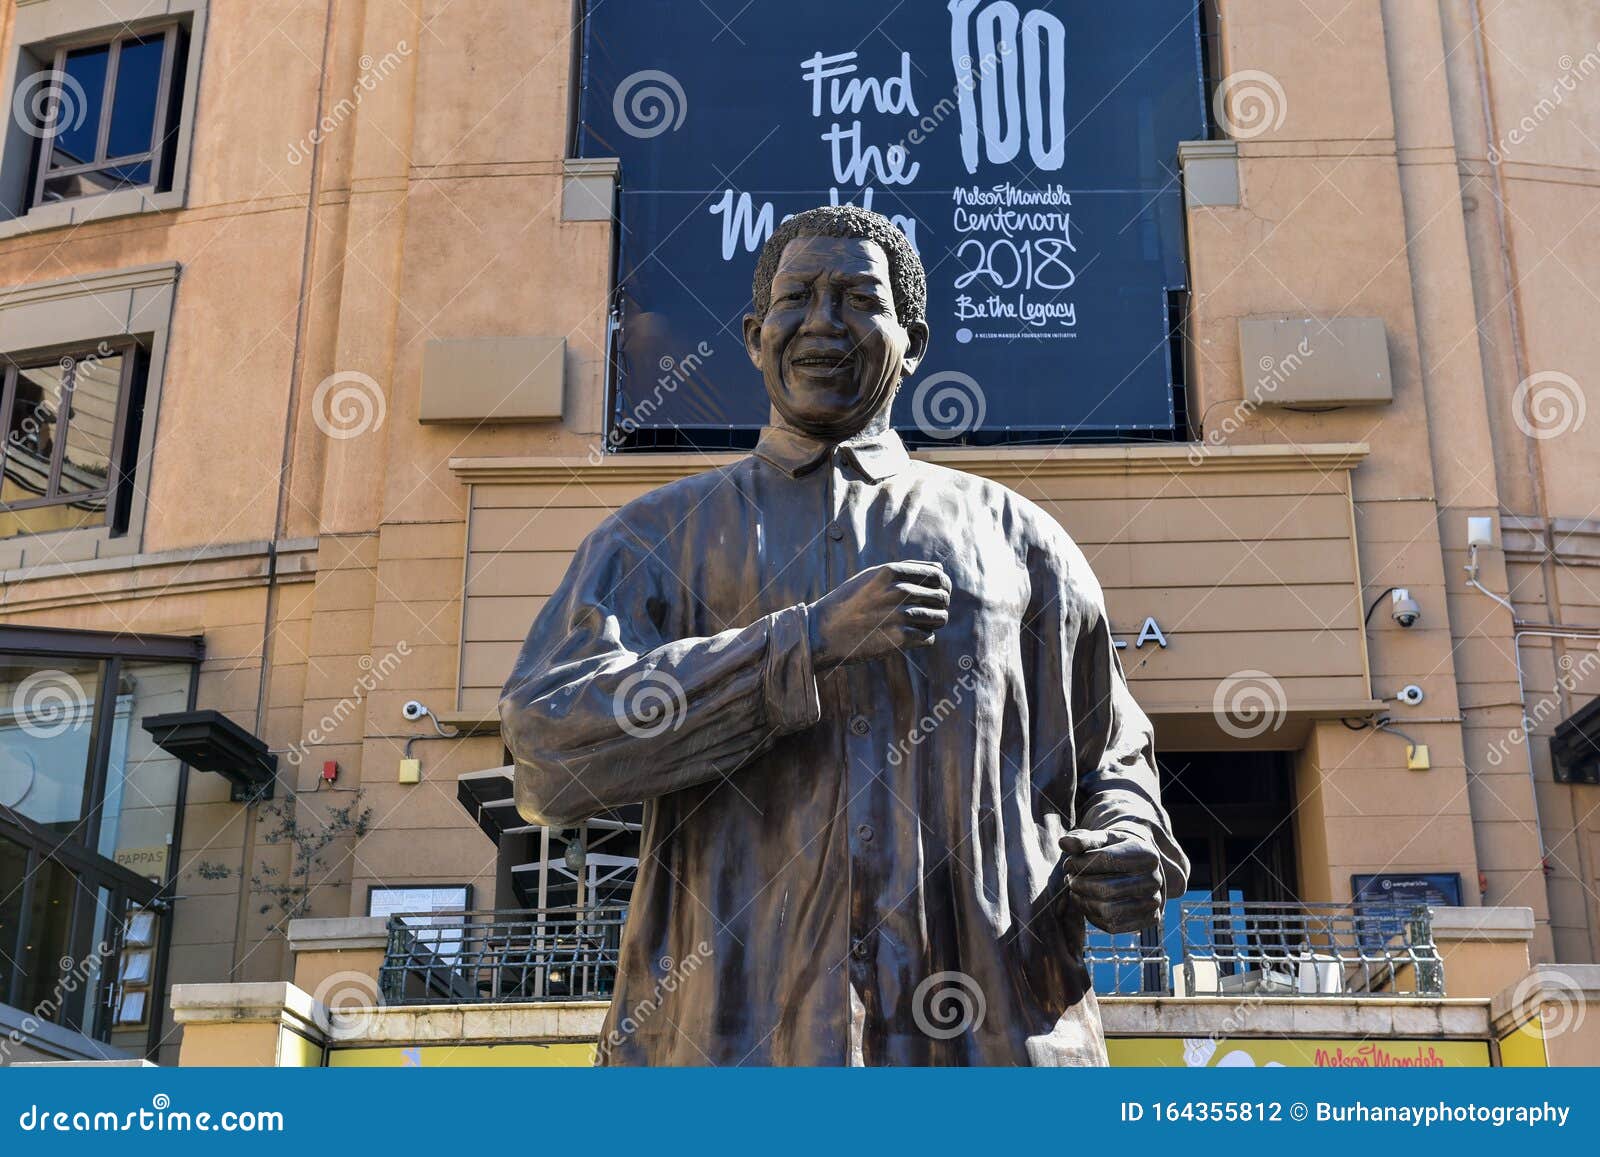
(1067, 562, 1190, 905)
(500, 520, 819, 827)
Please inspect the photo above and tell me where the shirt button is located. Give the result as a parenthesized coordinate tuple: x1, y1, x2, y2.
(851, 939, 869, 960)
(849, 715, 870, 735)
(827, 523, 845, 541)
(856, 824, 874, 843)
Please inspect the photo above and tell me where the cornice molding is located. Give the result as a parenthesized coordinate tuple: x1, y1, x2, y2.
(0, 261, 181, 310)
(450, 442, 1370, 486)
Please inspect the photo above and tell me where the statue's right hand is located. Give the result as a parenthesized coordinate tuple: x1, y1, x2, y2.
(807, 561, 951, 669)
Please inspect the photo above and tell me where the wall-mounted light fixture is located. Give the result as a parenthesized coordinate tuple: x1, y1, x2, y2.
(142, 710, 277, 801)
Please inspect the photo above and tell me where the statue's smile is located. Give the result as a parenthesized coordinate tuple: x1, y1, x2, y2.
(788, 346, 857, 380)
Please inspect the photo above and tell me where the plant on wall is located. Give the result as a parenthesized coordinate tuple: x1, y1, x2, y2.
(195, 789, 372, 925)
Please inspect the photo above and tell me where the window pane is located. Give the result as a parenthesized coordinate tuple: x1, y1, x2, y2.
(106, 37, 165, 159)
(0, 834, 27, 1002)
(51, 45, 110, 168)
(0, 655, 102, 838)
(58, 352, 123, 497)
(39, 166, 140, 203)
(14, 854, 77, 1022)
(3, 362, 68, 503)
(102, 160, 152, 187)
(98, 660, 195, 878)
(0, 498, 105, 538)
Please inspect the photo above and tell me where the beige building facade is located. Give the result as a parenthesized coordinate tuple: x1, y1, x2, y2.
(0, 0, 1597, 1066)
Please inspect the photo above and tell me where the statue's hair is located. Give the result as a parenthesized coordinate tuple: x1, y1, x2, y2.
(751, 205, 927, 325)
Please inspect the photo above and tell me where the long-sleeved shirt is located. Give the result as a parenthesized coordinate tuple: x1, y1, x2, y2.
(501, 425, 1187, 1066)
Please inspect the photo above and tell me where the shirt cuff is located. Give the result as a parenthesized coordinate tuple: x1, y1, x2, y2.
(762, 604, 822, 733)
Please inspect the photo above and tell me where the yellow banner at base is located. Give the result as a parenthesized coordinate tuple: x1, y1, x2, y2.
(1107, 1037, 1492, 1068)
(329, 1043, 597, 1067)
(325, 1037, 1500, 1069)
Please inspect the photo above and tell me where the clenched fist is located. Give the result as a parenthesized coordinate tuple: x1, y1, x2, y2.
(807, 561, 951, 669)
(1056, 828, 1165, 934)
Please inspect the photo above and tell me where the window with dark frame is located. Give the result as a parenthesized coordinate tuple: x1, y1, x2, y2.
(0, 340, 147, 540)
(28, 25, 188, 208)
(0, 627, 202, 1061)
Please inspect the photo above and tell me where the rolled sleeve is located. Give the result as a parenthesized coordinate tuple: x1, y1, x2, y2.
(762, 603, 822, 733)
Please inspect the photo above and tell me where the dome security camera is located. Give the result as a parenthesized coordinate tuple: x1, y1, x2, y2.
(1396, 684, 1426, 707)
(1391, 589, 1421, 629)
(402, 700, 430, 722)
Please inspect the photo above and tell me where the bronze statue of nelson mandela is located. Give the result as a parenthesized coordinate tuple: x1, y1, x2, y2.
(501, 205, 1187, 1066)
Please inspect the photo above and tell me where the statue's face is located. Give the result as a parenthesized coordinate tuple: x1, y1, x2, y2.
(744, 236, 929, 439)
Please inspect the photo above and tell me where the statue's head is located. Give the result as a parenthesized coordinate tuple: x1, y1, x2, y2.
(744, 205, 929, 440)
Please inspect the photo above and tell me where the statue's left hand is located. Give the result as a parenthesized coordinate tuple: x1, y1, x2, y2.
(1057, 828, 1164, 935)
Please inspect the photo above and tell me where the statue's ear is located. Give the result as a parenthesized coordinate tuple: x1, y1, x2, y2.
(743, 313, 764, 370)
(900, 319, 931, 377)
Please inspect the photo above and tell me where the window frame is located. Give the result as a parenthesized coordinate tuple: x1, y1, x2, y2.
(1, 823, 149, 1042)
(29, 26, 183, 210)
(0, 338, 143, 534)
(0, 624, 203, 1060)
(0, 1, 209, 239)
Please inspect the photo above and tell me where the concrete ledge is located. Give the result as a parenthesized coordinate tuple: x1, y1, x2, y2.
(1178, 139, 1240, 207)
(319, 997, 1486, 1051)
(170, 981, 323, 1040)
(288, 916, 390, 954)
(451, 442, 1372, 485)
(1491, 964, 1600, 1030)
(1101, 996, 1489, 1040)
(16, 1059, 157, 1067)
(324, 1001, 610, 1048)
(1, 536, 318, 589)
(0, 1000, 133, 1063)
(562, 157, 618, 222)
(1431, 906, 1535, 942)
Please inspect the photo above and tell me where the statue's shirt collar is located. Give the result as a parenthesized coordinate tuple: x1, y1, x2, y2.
(753, 425, 911, 483)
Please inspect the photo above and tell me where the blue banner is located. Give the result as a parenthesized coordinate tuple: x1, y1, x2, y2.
(1, 1069, 1591, 1152)
(578, 0, 1206, 443)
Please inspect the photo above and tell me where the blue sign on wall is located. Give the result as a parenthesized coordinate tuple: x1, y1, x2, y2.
(1352, 873, 1464, 909)
(577, 0, 1206, 445)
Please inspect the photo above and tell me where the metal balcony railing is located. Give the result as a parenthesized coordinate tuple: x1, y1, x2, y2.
(1174, 901, 1444, 998)
(375, 900, 1444, 1007)
(378, 906, 626, 1006)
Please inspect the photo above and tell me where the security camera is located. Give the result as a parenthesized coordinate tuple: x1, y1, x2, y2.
(1396, 684, 1426, 707)
(1391, 589, 1421, 629)
(402, 700, 430, 722)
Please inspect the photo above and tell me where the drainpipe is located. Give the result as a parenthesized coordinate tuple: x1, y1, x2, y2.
(1465, 545, 1600, 870)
